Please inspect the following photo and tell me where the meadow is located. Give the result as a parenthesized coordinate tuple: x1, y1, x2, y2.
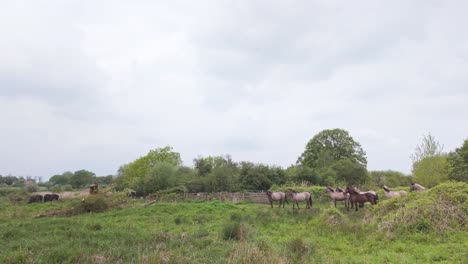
(0, 182, 466, 264)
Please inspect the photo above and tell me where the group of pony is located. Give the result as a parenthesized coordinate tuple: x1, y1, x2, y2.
(325, 182, 426, 211)
(28, 193, 59, 203)
(266, 189, 312, 209)
(266, 182, 427, 212)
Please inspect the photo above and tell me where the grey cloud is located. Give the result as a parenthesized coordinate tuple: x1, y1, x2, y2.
(1, 1, 467, 178)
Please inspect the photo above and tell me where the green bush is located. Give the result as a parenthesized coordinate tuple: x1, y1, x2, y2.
(372, 181, 468, 235)
(24, 184, 38, 193)
(78, 195, 109, 213)
(222, 222, 248, 241)
(318, 206, 349, 226)
(288, 237, 310, 254)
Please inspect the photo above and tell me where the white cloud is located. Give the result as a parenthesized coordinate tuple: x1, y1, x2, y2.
(1, 1, 467, 178)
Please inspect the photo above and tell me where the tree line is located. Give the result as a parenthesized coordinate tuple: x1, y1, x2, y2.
(3, 128, 465, 195)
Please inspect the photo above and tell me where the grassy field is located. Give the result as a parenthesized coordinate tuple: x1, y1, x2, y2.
(0, 183, 467, 263)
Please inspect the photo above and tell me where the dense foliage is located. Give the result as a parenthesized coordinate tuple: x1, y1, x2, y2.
(447, 139, 468, 182)
(411, 134, 449, 187)
(297, 128, 367, 168)
(8, 129, 463, 197)
(49, 170, 112, 189)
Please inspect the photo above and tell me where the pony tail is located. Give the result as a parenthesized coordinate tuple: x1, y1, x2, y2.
(284, 195, 289, 204)
(309, 196, 312, 208)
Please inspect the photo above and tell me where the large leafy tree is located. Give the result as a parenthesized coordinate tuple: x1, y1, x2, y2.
(412, 156, 448, 187)
(70, 170, 95, 189)
(447, 139, 468, 182)
(411, 134, 447, 187)
(297, 128, 367, 169)
(118, 146, 182, 191)
(332, 158, 369, 185)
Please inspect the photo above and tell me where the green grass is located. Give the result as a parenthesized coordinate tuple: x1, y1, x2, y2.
(0, 184, 467, 263)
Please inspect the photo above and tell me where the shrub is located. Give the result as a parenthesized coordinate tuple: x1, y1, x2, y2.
(78, 195, 109, 213)
(63, 184, 73, 191)
(288, 238, 310, 254)
(372, 181, 468, 235)
(222, 222, 248, 241)
(318, 207, 348, 226)
(24, 184, 38, 193)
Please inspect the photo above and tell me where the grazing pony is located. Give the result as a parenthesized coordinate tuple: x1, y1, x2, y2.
(345, 186, 378, 211)
(28, 195, 43, 203)
(325, 186, 349, 208)
(382, 185, 407, 198)
(286, 190, 312, 209)
(265, 191, 288, 208)
(44, 193, 59, 202)
(410, 183, 426, 192)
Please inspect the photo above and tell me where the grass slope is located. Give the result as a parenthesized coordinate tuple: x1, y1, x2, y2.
(0, 183, 467, 263)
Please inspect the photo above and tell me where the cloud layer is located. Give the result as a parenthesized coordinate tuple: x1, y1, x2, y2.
(1, 1, 467, 178)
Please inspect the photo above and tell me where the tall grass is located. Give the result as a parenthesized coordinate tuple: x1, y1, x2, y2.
(0, 183, 467, 263)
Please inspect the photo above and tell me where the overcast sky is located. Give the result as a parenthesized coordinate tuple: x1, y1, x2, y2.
(1, 1, 467, 179)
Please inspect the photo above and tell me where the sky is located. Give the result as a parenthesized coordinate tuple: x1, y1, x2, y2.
(1, 1, 467, 180)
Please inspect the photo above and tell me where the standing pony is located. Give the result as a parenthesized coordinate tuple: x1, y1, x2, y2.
(383, 185, 407, 198)
(325, 186, 349, 208)
(345, 186, 378, 211)
(410, 183, 426, 191)
(286, 190, 312, 209)
(265, 191, 288, 208)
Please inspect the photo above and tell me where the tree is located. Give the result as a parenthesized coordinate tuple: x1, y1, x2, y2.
(297, 128, 367, 169)
(70, 170, 95, 189)
(370, 170, 411, 187)
(143, 162, 178, 193)
(412, 156, 448, 187)
(49, 172, 73, 186)
(410, 133, 444, 163)
(447, 139, 468, 182)
(237, 162, 287, 191)
(117, 146, 182, 189)
(332, 159, 369, 185)
(411, 133, 447, 187)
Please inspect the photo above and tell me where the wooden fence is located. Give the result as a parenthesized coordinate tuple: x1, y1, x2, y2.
(149, 191, 271, 204)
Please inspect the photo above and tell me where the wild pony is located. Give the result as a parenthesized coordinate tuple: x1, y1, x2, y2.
(265, 191, 288, 208)
(286, 190, 312, 209)
(325, 186, 349, 208)
(345, 186, 378, 211)
(28, 195, 43, 203)
(44, 193, 59, 202)
(382, 185, 407, 198)
(410, 182, 426, 191)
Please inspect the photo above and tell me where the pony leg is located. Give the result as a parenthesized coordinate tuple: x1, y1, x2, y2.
(355, 202, 358, 211)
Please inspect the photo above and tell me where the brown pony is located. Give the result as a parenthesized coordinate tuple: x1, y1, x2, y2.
(286, 190, 312, 209)
(345, 186, 378, 211)
(266, 191, 288, 208)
